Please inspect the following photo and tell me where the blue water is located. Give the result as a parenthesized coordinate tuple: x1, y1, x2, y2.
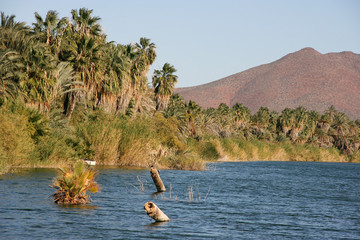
(1, 161, 360, 239)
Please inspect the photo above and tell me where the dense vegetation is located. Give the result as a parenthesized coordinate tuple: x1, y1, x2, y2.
(1, 9, 359, 174)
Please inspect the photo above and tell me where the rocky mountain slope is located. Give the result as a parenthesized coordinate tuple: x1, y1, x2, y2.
(175, 48, 360, 119)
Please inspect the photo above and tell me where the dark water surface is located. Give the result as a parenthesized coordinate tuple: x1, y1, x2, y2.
(1, 161, 360, 239)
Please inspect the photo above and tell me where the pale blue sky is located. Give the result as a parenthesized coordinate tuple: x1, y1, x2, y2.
(1, 0, 359, 87)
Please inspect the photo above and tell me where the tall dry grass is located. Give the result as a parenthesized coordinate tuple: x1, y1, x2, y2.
(0, 107, 34, 173)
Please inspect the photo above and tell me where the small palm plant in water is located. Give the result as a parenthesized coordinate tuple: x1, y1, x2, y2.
(51, 160, 100, 205)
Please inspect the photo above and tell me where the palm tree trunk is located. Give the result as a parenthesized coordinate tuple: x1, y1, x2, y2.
(150, 167, 166, 192)
(144, 202, 170, 222)
(66, 92, 78, 119)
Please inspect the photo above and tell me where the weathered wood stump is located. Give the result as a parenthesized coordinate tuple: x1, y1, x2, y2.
(144, 201, 170, 222)
(150, 167, 166, 192)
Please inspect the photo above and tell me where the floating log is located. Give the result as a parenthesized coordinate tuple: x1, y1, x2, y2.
(150, 167, 166, 192)
(144, 202, 170, 222)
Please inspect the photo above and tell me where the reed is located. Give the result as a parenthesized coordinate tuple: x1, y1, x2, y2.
(74, 111, 122, 165)
(187, 184, 194, 202)
(0, 107, 34, 170)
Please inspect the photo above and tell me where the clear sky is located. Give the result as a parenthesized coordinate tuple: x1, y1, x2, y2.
(1, 0, 359, 87)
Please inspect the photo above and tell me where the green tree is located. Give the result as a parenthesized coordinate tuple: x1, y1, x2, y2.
(70, 8, 102, 37)
(0, 50, 23, 102)
(278, 108, 294, 135)
(232, 103, 251, 129)
(32, 10, 67, 56)
(331, 112, 350, 152)
(289, 106, 308, 142)
(131, 37, 156, 113)
(152, 63, 178, 111)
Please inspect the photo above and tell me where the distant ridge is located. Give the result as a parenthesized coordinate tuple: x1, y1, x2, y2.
(175, 48, 360, 120)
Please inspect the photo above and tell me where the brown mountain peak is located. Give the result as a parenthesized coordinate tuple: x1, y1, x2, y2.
(175, 48, 360, 120)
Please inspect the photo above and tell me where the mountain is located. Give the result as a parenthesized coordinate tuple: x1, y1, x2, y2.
(175, 48, 360, 120)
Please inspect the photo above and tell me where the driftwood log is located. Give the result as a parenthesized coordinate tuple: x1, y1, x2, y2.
(144, 201, 170, 222)
(150, 167, 166, 192)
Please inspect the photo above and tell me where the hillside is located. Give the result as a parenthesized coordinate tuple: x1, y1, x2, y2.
(175, 48, 360, 119)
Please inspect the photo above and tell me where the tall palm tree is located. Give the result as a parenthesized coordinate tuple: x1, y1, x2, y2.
(32, 10, 67, 56)
(135, 37, 156, 72)
(232, 103, 251, 128)
(0, 49, 24, 101)
(62, 35, 101, 118)
(152, 62, 178, 111)
(33, 11, 59, 45)
(184, 100, 201, 138)
(132, 37, 156, 113)
(99, 42, 131, 113)
(278, 108, 294, 135)
(70, 8, 102, 37)
(303, 110, 319, 141)
(331, 112, 350, 152)
(0, 12, 30, 53)
(250, 107, 272, 140)
(251, 107, 271, 130)
(289, 106, 308, 142)
(0, 12, 28, 30)
(2, 13, 58, 113)
(48, 61, 84, 109)
(195, 109, 220, 137)
(163, 93, 187, 119)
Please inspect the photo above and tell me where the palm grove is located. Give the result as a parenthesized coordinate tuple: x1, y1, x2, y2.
(1, 9, 359, 174)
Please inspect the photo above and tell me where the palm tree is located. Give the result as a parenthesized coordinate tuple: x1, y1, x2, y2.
(70, 8, 102, 37)
(195, 109, 221, 137)
(278, 108, 294, 135)
(0, 12, 28, 30)
(32, 10, 67, 56)
(20, 40, 58, 113)
(135, 37, 156, 72)
(250, 107, 273, 140)
(99, 42, 131, 113)
(318, 105, 337, 132)
(289, 106, 308, 142)
(163, 94, 187, 119)
(132, 37, 156, 112)
(232, 103, 251, 129)
(33, 11, 59, 45)
(331, 112, 350, 152)
(0, 49, 24, 101)
(184, 100, 201, 138)
(49, 61, 84, 109)
(251, 107, 271, 130)
(152, 63, 178, 111)
(62, 33, 102, 118)
(303, 110, 319, 142)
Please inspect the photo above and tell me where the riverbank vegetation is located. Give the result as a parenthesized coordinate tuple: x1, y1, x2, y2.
(1, 9, 359, 174)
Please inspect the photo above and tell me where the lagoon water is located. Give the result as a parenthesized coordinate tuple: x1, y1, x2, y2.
(1, 161, 360, 239)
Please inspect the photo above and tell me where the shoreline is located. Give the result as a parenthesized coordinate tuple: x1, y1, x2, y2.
(2, 157, 357, 176)
(217, 155, 351, 163)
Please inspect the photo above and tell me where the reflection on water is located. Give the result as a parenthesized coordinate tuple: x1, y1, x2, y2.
(57, 204, 99, 210)
(1, 162, 360, 239)
(145, 221, 170, 228)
